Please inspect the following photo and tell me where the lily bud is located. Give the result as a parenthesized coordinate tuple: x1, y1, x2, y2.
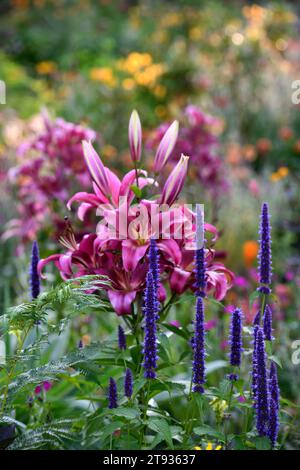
(153, 120, 179, 172)
(82, 140, 110, 195)
(160, 154, 189, 206)
(128, 110, 142, 162)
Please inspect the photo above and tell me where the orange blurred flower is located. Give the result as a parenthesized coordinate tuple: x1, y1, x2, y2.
(293, 140, 300, 154)
(243, 144, 257, 162)
(279, 126, 294, 141)
(243, 240, 259, 266)
(36, 61, 57, 75)
(256, 138, 272, 154)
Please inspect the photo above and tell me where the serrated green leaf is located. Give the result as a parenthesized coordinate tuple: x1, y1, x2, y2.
(148, 418, 173, 449)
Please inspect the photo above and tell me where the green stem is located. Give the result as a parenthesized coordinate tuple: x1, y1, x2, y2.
(1, 326, 31, 414)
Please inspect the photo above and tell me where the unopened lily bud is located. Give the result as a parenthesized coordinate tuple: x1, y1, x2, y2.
(82, 140, 110, 195)
(153, 120, 179, 172)
(128, 109, 142, 162)
(160, 154, 189, 206)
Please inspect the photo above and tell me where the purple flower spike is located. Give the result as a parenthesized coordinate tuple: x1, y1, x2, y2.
(149, 237, 160, 295)
(251, 325, 259, 406)
(263, 304, 273, 341)
(268, 398, 279, 448)
(258, 203, 272, 294)
(118, 325, 126, 350)
(269, 361, 280, 410)
(192, 296, 206, 393)
(268, 361, 280, 447)
(143, 271, 159, 379)
(124, 368, 133, 399)
(108, 378, 118, 409)
(194, 205, 206, 296)
(229, 308, 243, 367)
(227, 373, 239, 382)
(253, 310, 261, 326)
(194, 248, 206, 297)
(255, 328, 269, 436)
(30, 240, 40, 300)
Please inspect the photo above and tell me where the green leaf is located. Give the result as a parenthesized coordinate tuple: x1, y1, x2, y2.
(268, 355, 282, 368)
(249, 290, 261, 306)
(194, 425, 224, 441)
(148, 418, 173, 449)
(206, 360, 228, 374)
(161, 323, 190, 340)
(253, 436, 272, 450)
(108, 407, 140, 421)
(130, 185, 142, 199)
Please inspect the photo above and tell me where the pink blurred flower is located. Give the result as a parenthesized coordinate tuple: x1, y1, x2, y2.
(147, 105, 229, 198)
(34, 381, 53, 394)
(3, 113, 97, 245)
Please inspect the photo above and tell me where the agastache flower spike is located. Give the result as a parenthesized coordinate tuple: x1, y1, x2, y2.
(118, 325, 126, 350)
(148, 237, 160, 295)
(143, 271, 159, 379)
(108, 377, 118, 409)
(160, 154, 189, 206)
(82, 140, 110, 196)
(229, 308, 243, 368)
(128, 110, 142, 162)
(124, 368, 133, 399)
(29, 240, 40, 300)
(192, 296, 206, 393)
(251, 325, 259, 406)
(253, 310, 261, 326)
(258, 202, 272, 294)
(263, 304, 273, 341)
(153, 120, 179, 172)
(269, 361, 280, 411)
(194, 205, 206, 297)
(255, 327, 269, 436)
(268, 362, 280, 447)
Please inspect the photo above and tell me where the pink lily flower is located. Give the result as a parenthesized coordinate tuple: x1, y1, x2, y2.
(160, 154, 189, 206)
(153, 120, 179, 172)
(128, 110, 142, 162)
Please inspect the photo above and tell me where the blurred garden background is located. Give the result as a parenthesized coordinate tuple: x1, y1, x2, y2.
(1, 0, 300, 450)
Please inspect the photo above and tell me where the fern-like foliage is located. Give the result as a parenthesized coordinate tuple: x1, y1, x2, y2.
(2, 275, 111, 332)
(5, 341, 129, 404)
(7, 419, 77, 450)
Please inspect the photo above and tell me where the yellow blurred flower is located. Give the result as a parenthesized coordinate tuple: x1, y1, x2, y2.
(118, 52, 153, 74)
(90, 67, 116, 87)
(210, 397, 228, 420)
(189, 27, 202, 41)
(36, 61, 57, 75)
(153, 84, 167, 98)
(277, 166, 289, 177)
(195, 443, 222, 451)
(122, 78, 136, 91)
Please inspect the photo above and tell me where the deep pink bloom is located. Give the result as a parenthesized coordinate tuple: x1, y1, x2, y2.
(153, 120, 179, 172)
(39, 112, 233, 315)
(128, 110, 142, 162)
